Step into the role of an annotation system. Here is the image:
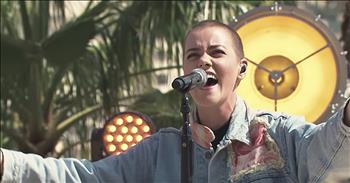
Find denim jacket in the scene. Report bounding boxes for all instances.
[2,97,350,183]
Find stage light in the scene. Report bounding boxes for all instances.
[104,134,114,142]
[230,5,347,123]
[106,125,116,133]
[115,118,123,125]
[120,126,128,134]
[131,126,138,134]
[135,118,143,125]
[135,135,143,142]
[101,111,156,156]
[143,125,150,133]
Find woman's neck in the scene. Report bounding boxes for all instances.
[197,94,237,130]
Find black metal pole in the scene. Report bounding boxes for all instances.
[181,93,192,183]
[90,128,104,162]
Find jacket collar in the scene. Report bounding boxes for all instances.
[190,96,254,146]
[225,96,254,145]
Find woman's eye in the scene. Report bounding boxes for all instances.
[187,53,199,59]
[211,50,226,57]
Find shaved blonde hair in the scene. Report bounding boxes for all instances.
[183,20,244,59]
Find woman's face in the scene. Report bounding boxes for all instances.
[183,26,242,108]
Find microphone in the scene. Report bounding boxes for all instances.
[172,68,207,93]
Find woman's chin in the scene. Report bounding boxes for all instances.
[193,95,221,108]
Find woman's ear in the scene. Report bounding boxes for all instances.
[238,58,248,79]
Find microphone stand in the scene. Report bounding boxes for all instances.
[172,68,206,183]
[180,91,193,183]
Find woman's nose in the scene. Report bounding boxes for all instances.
[198,55,212,69]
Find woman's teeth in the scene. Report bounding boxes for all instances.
[205,74,218,86]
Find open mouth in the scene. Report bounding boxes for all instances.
[205,73,218,87]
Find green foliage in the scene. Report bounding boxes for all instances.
[128,89,183,129]
[0,1,109,155]
[1,1,254,157]
[42,19,96,66]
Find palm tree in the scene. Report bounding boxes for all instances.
[1,1,111,156]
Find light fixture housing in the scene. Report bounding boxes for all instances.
[102,111,156,156]
[230,5,347,123]
[91,111,156,161]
